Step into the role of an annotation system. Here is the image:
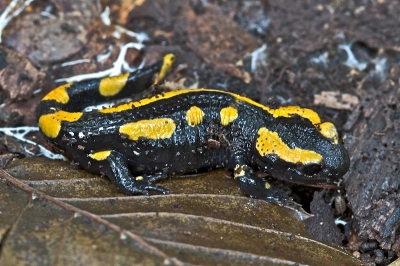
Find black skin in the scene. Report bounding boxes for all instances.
[37,61,350,205]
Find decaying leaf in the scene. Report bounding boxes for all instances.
[0,157,362,265]
[0,45,44,102]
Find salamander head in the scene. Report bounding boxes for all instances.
[254,118,350,185]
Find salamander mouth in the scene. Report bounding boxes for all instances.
[256,157,343,185]
[270,167,342,185]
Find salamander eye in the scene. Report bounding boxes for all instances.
[303,163,322,176]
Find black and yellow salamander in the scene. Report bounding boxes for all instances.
[37,54,350,204]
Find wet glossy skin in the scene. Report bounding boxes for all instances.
[37,54,350,204]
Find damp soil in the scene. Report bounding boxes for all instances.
[0,0,399,264]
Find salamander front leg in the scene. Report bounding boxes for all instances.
[234,164,290,205]
[88,150,170,195]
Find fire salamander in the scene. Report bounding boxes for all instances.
[37,54,350,204]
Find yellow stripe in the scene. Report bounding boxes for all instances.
[99,102,135,114]
[220,106,238,126]
[256,127,323,165]
[103,89,320,123]
[158,53,176,81]
[231,93,321,125]
[42,83,72,104]
[38,111,83,138]
[98,89,322,132]
[186,106,204,127]
[99,90,195,114]
[119,118,176,141]
[99,72,130,97]
[267,106,321,125]
[89,150,112,161]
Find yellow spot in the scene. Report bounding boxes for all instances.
[256,127,323,165]
[186,106,204,127]
[234,164,246,178]
[89,150,111,161]
[38,111,83,138]
[136,176,144,181]
[265,182,271,189]
[99,72,129,97]
[318,122,339,144]
[220,106,238,126]
[119,118,176,141]
[42,83,72,104]
[158,54,176,81]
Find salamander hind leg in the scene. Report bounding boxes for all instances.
[234,164,291,205]
[87,150,170,195]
